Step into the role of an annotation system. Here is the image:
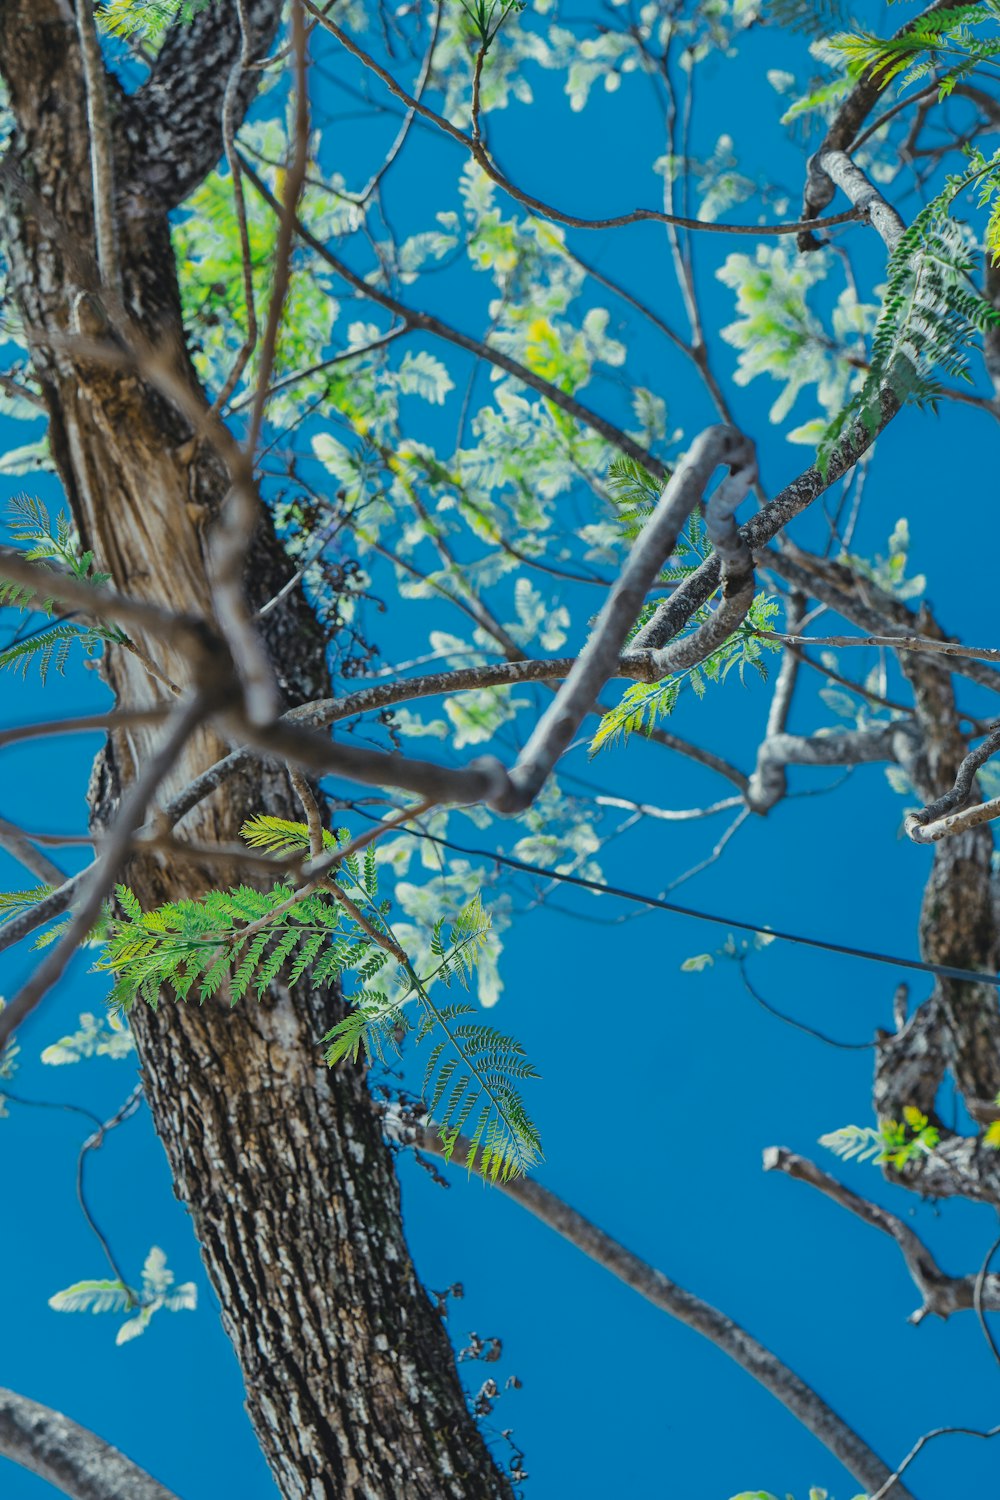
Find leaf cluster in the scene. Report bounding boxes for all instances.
[591,591,781,753]
[49,1246,197,1346]
[90,821,541,1181]
[819,1106,940,1169]
[0,496,127,682]
[829,3,1000,97]
[818,152,1000,473]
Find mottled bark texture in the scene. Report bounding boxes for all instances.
[767,550,1000,1206]
[0,4,510,1496]
[0,1387,180,1500]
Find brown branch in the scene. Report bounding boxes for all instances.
[237,154,670,476]
[211,0,260,412]
[0,708,170,752]
[74,0,120,294]
[0,816,65,886]
[307,5,860,239]
[763,547,1000,698]
[758,627,1000,667]
[0,693,208,1049]
[0,548,205,646]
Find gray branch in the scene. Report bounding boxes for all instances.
[386,1114,917,1500]
[504,426,756,811]
[0,1386,180,1500]
[747,721,919,814]
[764,1147,1000,1324]
[797,0,960,238]
[905,726,1000,842]
[810,150,906,254]
[0,815,65,885]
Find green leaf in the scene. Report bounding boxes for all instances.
[49,1280,137,1314]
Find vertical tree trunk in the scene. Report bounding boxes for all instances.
[0,4,511,1495]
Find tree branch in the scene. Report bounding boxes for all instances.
[307,5,860,239]
[764,1147,1000,1324]
[0,1386,180,1500]
[122,0,284,208]
[386,1114,918,1500]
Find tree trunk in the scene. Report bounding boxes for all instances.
[0,4,511,1496]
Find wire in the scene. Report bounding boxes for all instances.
[349,806,1000,992]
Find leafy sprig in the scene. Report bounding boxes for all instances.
[0,496,127,682]
[49,1246,197,1346]
[95,819,541,1181]
[818,151,1000,474]
[819,1107,940,1169]
[591,591,781,752]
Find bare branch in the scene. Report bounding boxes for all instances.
[811,150,907,253]
[869,1424,1000,1500]
[0,1386,180,1500]
[0,708,170,752]
[307,5,860,239]
[764,1147,1000,1324]
[0,816,65,886]
[764,547,1000,698]
[385,1114,917,1500]
[0,694,208,1048]
[504,427,756,812]
[210,0,260,412]
[905,726,1000,843]
[747,722,918,814]
[758,627,1000,667]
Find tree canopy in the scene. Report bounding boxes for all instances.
[3,0,1000,1496]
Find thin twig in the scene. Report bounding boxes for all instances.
[307,5,861,239]
[0,694,208,1049]
[211,0,259,413]
[868,1424,1000,1500]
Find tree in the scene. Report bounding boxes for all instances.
[1,0,1000,1496]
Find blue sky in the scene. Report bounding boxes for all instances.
[4,2,1000,1497]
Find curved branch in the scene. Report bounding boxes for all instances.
[747,722,918,814]
[307,5,859,239]
[0,1386,180,1500]
[906,725,1000,843]
[798,0,965,241]
[764,1147,1000,1324]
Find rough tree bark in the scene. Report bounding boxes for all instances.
[0,4,511,1496]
